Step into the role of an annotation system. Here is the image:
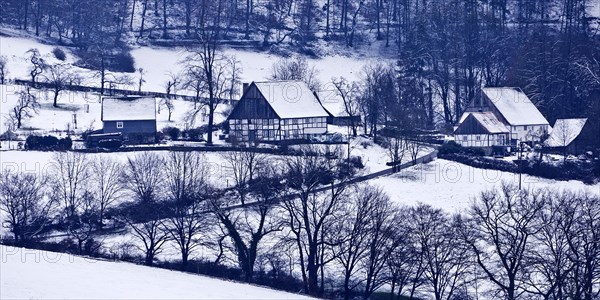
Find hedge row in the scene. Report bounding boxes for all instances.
[440,152,599,185]
[25,135,72,151]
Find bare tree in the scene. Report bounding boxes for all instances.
[408,204,472,300]
[331,77,361,136]
[558,191,600,299]
[187,6,237,145]
[0,55,8,84]
[333,184,379,300]
[137,67,146,92]
[280,146,349,296]
[164,197,210,270]
[164,151,209,204]
[462,183,546,300]
[408,138,424,165]
[0,170,52,244]
[180,62,206,109]
[211,165,284,282]
[122,152,164,203]
[164,72,178,98]
[26,48,47,85]
[523,190,572,299]
[221,150,266,205]
[9,87,39,129]
[228,55,242,100]
[90,156,124,228]
[184,50,235,144]
[44,63,79,107]
[159,97,175,122]
[50,152,91,219]
[361,187,398,300]
[123,201,170,266]
[66,190,99,254]
[161,151,212,270]
[385,136,407,173]
[387,213,425,300]
[270,56,321,90]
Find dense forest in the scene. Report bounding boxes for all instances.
[0,0,599,139]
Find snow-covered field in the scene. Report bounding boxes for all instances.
[0,245,313,300]
[371,159,600,213]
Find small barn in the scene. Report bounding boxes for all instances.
[316,89,361,126]
[227,81,330,143]
[545,118,591,155]
[455,112,510,150]
[460,87,550,145]
[101,96,157,144]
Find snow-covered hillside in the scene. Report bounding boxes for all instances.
[0,35,380,95]
[0,245,313,300]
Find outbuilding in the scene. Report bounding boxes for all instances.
[101,96,157,144]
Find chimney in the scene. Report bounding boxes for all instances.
[242,82,250,95]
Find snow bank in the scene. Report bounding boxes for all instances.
[0,245,313,299]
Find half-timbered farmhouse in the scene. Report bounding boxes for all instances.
[456,87,550,148]
[227,81,330,143]
[101,96,157,144]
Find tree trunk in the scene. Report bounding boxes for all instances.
[53,91,59,107]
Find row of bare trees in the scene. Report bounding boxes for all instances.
[1,150,599,299]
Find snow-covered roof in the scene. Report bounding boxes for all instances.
[102,97,157,121]
[482,87,549,126]
[545,118,587,147]
[470,112,509,133]
[316,89,349,117]
[254,81,330,119]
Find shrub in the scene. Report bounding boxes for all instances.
[438,141,462,155]
[440,152,599,184]
[25,135,72,151]
[58,137,72,150]
[438,141,485,156]
[162,126,181,140]
[182,127,206,141]
[112,52,135,73]
[52,47,67,61]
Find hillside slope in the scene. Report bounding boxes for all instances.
[0,245,313,300]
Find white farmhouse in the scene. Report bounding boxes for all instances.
[455,87,550,148]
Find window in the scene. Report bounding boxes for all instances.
[116,122,124,129]
[463,136,467,141]
[476,136,481,141]
[524,125,528,130]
